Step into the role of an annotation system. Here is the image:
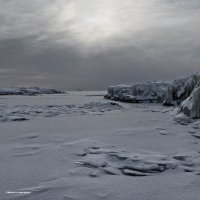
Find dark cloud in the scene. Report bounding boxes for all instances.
[0,0,199,90]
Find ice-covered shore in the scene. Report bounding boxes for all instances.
[105,73,200,119]
[104,81,170,103]
[0,87,64,95]
[164,72,200,119]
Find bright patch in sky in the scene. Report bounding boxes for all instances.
[54,1,145,46]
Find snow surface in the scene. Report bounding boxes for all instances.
[1,91,200,200]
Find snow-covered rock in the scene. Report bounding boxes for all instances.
[105,72,200,119]
[180,85,200,119]
[163,77,189,106]
[0,87,64,95]
[164,74,200,106]
[167,72,200,119]
[105,81,170,103]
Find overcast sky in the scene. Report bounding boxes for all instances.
[0,0,199,90]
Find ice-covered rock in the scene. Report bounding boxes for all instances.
[163,77,189,106]
[0,87,64,95]
[105,81,170,103]
[179,73,200,100]
[180,86,200,119]
[105,72,200,119]
[169,72,200,119]
[164,73,200,106]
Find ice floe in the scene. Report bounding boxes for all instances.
[0,102,123,122]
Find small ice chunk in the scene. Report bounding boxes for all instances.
[123,169,147,176]
[103,167,121,175]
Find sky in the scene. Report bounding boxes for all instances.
[0,0,199,90]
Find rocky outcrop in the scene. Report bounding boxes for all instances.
[163,77,189,106]
[164,73,200,119]
[180,82,200,119]
[105,72,200,119]
[104,81,170,103]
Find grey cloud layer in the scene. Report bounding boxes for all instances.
[0,0,199,90]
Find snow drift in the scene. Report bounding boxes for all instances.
[0,87,64,95]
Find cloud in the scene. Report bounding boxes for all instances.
[0,0,199,89]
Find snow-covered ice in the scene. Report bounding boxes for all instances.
[0,101,122,122]
[1,91,200,200]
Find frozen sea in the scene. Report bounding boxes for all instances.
[1,91,200,200]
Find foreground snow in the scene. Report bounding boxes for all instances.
[1,92,200,200]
